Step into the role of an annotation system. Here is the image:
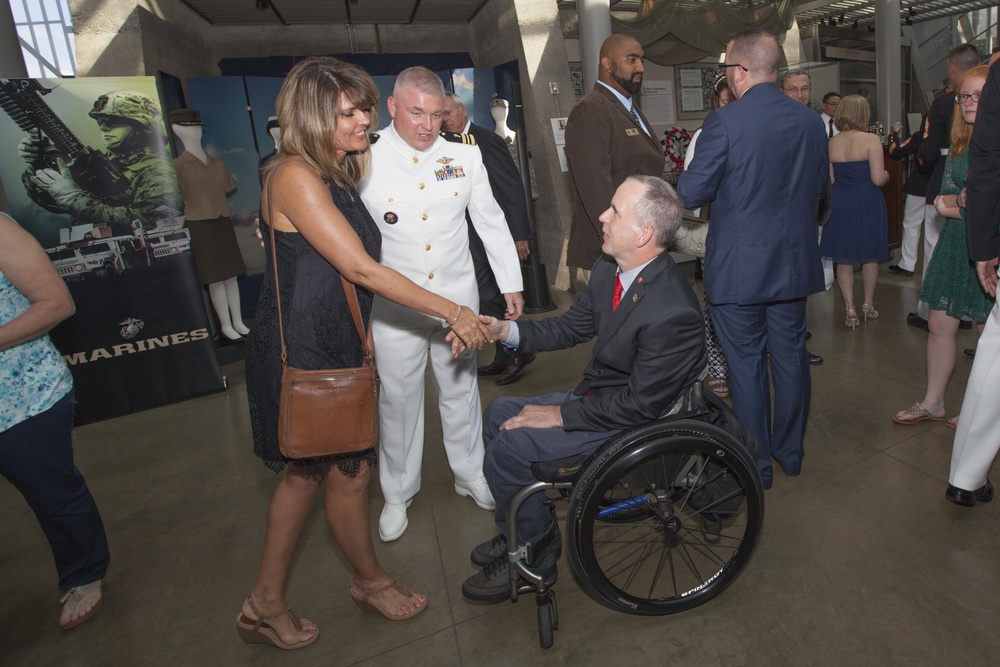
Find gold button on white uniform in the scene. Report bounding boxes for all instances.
[421,214,428,221]
[425,244,431,251]
[428,272,435,280]
[418,183,425,190]
[412,157,419,164]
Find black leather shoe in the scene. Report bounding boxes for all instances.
[471,525,563,567]
[495,352,535,386]
[959,319,973,330]
[945,480,994,507]
[964,348,976,358]
[808,350,823,365]
[463,547,558,605]
[477,360,508,376]
[888,264,914,276]
[805,331,813,342]
[907,312,929,331]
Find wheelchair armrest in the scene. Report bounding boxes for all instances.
[529,371,711,485]
[530,454,592,484]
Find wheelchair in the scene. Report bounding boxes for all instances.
[501,381,765,649]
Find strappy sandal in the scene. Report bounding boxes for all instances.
[862,303,878,321]
[59,580,103,630]
[236,596,318,650]
[706,377,730,399]
[947,415,959,430]
[893,402,945,425]
[350,575,427,621]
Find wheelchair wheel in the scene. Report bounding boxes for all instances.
[566,420,764,616]
[537,602,555,649]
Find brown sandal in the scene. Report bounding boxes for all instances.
[350,575,427,621]
[236,596,318,650]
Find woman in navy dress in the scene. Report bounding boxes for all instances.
[820,94,889,329]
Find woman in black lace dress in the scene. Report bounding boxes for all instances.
[237,57,490,651]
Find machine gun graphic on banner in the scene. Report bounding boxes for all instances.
[0,78,130,205]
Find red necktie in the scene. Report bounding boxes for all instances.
[612,274,623,312]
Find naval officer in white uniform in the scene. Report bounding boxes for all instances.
[360,67,524,542]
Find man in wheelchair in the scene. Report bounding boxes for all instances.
[462,175,707,604]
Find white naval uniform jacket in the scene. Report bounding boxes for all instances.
[360,125,523,329]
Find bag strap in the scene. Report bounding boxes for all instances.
[264,168,373,368]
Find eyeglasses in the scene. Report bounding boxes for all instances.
[956,92,982,104]
[721,63,748,72]
[784,86,811,94]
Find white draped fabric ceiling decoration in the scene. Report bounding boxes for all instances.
[612,0,797,65]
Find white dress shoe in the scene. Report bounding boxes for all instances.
[379,500,411,542]
[455,476,495,510]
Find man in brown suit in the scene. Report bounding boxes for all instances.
[564,33,665,277]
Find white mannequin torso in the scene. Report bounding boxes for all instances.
[268,127,280,151]
[172,124,208,164]
[490,101,516,143]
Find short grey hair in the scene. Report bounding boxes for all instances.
[628,175,683,248]
[780,69,811,88]
[445,92,467,110]
[393,67,446,97]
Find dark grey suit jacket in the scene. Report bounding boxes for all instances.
[564,84,665,268]
[517,252,706,432]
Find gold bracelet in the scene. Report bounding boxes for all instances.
[448,306,462,327]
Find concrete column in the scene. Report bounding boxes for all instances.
[578,0,611,92]
[875,0,902,130]
[0,0,27,77]
[0,0,25,213]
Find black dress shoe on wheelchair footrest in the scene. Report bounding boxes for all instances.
[945,480,994,507]
[462,548,558,605]
[471,525,563,568]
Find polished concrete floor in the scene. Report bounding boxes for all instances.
[3,262,1000,666]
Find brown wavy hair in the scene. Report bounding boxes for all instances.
[951,64,990,158]
[261,56,379,190]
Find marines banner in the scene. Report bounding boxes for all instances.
[0,76,225,424]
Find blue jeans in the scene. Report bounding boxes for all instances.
[0,391,110,590]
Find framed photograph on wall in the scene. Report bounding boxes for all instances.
[674,63,725,121]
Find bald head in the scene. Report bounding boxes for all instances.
[598,33,645,97]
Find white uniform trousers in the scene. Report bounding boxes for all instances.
[896,194,927,272]
[949,300,1000,490]
[373,320,485,505]
[916,206,945,320]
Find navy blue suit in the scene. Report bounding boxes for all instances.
[678,81,827,486]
